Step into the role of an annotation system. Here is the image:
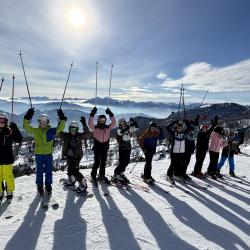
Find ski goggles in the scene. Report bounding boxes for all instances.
[0,118,6,123]
[69,127,78,132]
[97,118,106,124]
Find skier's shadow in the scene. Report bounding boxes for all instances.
[5,194,46,250]
[118,187,197,250]
[53,191,87,250]
[93,183,141,250]
[151,185,249,250]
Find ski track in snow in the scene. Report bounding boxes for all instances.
[0,148,250,250]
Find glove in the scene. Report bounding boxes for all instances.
[24,108,35,120]
[80,116,87,126]
[57,109,67,121]
[90,107,97,117]
[9,122,18,130]
[105,108,114,117]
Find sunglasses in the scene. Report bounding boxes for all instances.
[70,127,78,131]
[0,118,6,123]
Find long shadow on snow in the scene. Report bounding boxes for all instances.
[93,182,141,250]
[5,194,46,250]
[53,190,87,250]
[118,186,198,250]
[151,184,249,250]
[185,185,250,234]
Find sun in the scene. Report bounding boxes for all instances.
[68,9,85,27]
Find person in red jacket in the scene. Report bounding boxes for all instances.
[88,107,116,186]
[139,122,165,184]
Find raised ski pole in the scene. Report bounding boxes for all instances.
[59,62,73,109]
[182,84,186,119]
[107,64,114,108]
[199,90,209,108]
[19,51,32,108]
[11,74,15,122]
[0,77,4,92]
[95,61,98,106]
[177,84,183,120]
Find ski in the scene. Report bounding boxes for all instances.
[59,178,94,198]
[4,203,13,219]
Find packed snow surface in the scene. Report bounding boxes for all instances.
[0,148,250,250]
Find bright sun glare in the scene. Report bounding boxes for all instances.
[68,9,85,27]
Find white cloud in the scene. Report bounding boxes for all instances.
[162,59,250,92]
[156,72,167,80]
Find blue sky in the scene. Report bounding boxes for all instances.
[0,0,250,104]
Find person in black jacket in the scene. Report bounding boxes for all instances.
[192,116,218,178]
[60,117,90,192]
[0,113,23,203]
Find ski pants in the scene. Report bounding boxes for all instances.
[67,158,83,182]
[167,153,185,177]
[0,164,15,192]
[35,154,53,187]
[193,150,207,174]
[207,151,220,173]
[182,153,192,176]
[143,150,155,179]
[91,141,109,178]
[114,148,131,175]
[217,156,235,173]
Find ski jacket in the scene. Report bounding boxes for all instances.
[88,116,116,143]
[221,141,240,158]
[185,132,195,154]
[196,123,216,152]
[0,126,23,164]
[117,125,139,150]
[167,122,187,154]
[23,119,65,154]
[208,131,227,153]
[60,125,90,160]
[139,129,165,153]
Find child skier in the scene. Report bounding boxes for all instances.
[113,117,139,183]
[216,130,240,178]
[166,120,188,183]
[0,113,23,203]
[60,117,90,192]
[139,122,165,184]
[88,107,116,186]
[207,126,227,179]
[23,108,66,196]
[192,116,218,178]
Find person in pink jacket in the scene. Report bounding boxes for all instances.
[88,107,116,186]
[207,126,227,179]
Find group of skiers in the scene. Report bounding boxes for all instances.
[0,107,244,202]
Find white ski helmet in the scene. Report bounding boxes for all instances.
[69,121,79,131]
[118,117,126,125]
[37,114,49,124]
[0,112,8,124]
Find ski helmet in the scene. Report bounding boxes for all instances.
[149,122,157,128]
[0,112,8,125]
[37,114,49,124]
[118,117,126,125]
[69,121,79,131]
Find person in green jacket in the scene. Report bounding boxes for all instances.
[23,108,66,196]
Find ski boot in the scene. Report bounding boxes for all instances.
[166,175,175,185]
[206,171,217,180]
[183,174,192,181]
[98,175,111,185]
[112,174,125,183]
[65,175,76,186]
[77,177,88,193]
[120,173,130,184]
[45,185,52,197]
[141,173,154,185]
[6,193,13,204]
[229,171,236,177]
[37,185,44,196]
[215,170,223,179]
